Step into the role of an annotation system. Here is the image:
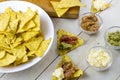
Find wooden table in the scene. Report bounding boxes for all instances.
[0,0,120,80]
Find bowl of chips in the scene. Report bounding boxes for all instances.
[0,1,54,73]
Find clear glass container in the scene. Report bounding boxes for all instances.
[104,26,120,49]
[78,12,103,34]
[86,46,112,71]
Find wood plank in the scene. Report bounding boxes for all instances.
[25,0,80,19]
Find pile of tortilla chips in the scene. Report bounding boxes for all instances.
[0,7,51,66]
[50,0,86,17]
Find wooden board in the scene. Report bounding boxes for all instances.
[25,0,80,19]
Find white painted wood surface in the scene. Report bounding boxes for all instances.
[0,0,120,80]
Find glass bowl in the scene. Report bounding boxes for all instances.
[104,26,120,49]
[86,46,112,71]
[78,12,103,34]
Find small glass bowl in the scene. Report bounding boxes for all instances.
[78,12,103,34]
[86,46,112,71]
[104,26,120,49]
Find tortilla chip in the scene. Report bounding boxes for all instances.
[22,31,40,41]
[12,35,23,48]
[22,55,28,63]
[12,45,26,60]
[18,20,35,33]
[58,0,86,8]
[35,38,51,57]
[0,34,10,50]
[0,50,6,59]
[14,54,29,66]
[31,12,41,31]
[5,7,18,32]
[25,35,43,51]
[91,0,111,13]
[9,19,19,32]
[57,29,84,55]
[0,53,16,67]
[17,7,36,33]
[0,13,10,32]
[5,7,17,21]
[4,31,16,43]
[50,1,69,17]
[52,55,83,80]
[27,51,36,57]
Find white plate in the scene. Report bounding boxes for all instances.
[0,1,54,73]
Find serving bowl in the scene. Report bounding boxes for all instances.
[0,1,54,73]
[78,12,103,34]
[104,26,120,49]
[86,46,112,71]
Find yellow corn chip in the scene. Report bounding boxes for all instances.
[27,51,36,57]
[22,31,40,41]
[9,19,19,32]
[4,31,16,43]
[5,7,17,21]
[14,55,29,66]
[5,7,18,32]
[31,12,41,31]
[18,20,35,33]
[12,45,26,60]
[22,55,28,63]
[12,35,23,48]
[91,0,111,13]
[0,13,10,32]
[35,38,51,57]
[57,29,84,55]
[0,50,6,59]
[25,35,43,51]
[58,0,86,8]
[0,35,10,50]
[50,1,69,17]
[17,7,36,33]
[0,53,16,67]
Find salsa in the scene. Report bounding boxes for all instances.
[81,14,100,31]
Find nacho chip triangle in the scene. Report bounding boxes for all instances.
[17,7,36,33]
[25,35,44,51]
[35,38,51,57]
[0,53,16,67]
[21,31,40,41]
[0,34,10,50]
[0,13,10,32]
[18,20,35,33]
[12,45,26,60]
[58,0,86,8]
[12,35,23,48]
[57,29,84,55]
[91,0,111,13]
[50,1,69,17]
[52,55,83,80]
[5,7,17,21]
[0,50,6,59]
[31,12,41,31]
